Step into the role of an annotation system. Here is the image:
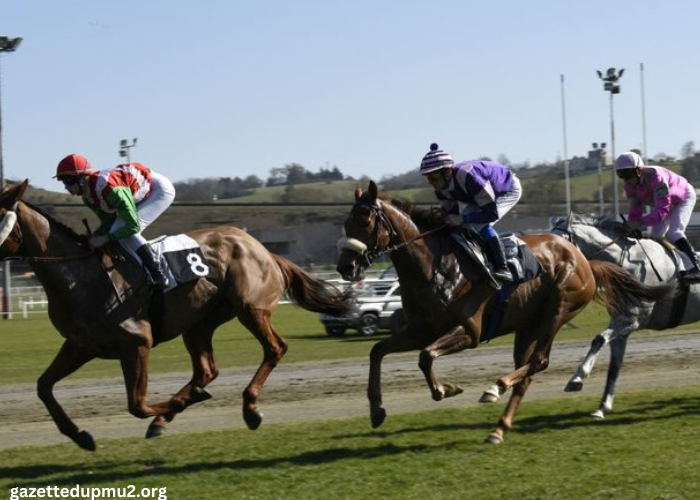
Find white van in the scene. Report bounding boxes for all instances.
[319,279,404,336]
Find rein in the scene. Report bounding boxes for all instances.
[360,201,447,263]
[372,223,448,259]
[0,200,94,263]
[554,223,626,260]
[3,252,94,263]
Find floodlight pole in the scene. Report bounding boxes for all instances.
[609,90,618,217]
[119,138,138,163]
[640,62,647,160]
[0,36,22,320]
[560,74,571,214]
[598,67,624,219]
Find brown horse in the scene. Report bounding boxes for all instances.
[0,180,353,451]
[336,181,671,443]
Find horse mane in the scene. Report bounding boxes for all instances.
[597,214,626,235]
[563,212,626,236]
[385,197,445,230]
[24,200,84,241]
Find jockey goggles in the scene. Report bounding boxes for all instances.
[425,171,444,182]
[61,176,81,187]
[616,168,638,180]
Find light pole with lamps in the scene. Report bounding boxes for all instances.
[597,67,624,218]
[589,142,607,215]
[0,36,22,320]
[560,74,571,214]
[119,138,138,163]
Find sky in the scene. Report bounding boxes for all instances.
[1,0,699,193]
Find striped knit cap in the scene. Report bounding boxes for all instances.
[420,143,454,174]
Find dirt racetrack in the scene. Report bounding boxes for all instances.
[1,332,699,449]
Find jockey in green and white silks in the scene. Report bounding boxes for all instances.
[55,153,176,289]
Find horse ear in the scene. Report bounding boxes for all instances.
[368,180,378,203]
[17,180,29,201]
[354,185,363,201]
[0,179,29,205]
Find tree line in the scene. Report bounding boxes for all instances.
[173,142,700,203]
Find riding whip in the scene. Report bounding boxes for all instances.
[620,214,663,282]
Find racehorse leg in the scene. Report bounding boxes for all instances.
[37,340,97,451]
[564,327,612,392]
[418,325,474,402]
[120,344,187,419]
[146,326,219,438]
[482,300,566,444]
[237,306,288,430]
[486,376,533,444]
[592,334,629,420]
[368,333,426,428]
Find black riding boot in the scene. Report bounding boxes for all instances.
[485,235,513,283]
[673,237,700,283]
[136,244,170,289]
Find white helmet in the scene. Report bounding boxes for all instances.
[614,151,644,171]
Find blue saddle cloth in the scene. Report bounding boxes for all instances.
[448,230,545,343]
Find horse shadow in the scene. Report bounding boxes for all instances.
[2,392,697,486]
[0,442,444,486]
[513,393,700,434]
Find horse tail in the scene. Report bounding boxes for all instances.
[271,254,355,315]
[588,260,675,316]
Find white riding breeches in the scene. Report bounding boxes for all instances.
[110,172,176,254]
[650,184,696,242]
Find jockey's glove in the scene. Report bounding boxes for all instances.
[447,214,463,227]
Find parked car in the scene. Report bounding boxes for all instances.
[320,279,405,336]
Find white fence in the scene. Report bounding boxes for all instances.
[12,286,49,318]
[1,267,394,319]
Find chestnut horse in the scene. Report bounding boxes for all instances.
[0,180,353,451]
[336,181,671,443]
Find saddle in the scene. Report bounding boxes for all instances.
[448,229,543,286]
[141,234,211,292]
[447,229,544,343]
[105,234,211,294]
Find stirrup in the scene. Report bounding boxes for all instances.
[492,267,514,282]
[146,270,170,290]
[680,269,700,283]
[151,276,170,290]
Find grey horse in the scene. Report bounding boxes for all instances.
[553,212,691,419]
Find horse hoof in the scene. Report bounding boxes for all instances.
[564,380,583,392]
[192,387,213,404]
[484,433,504,445]
[442,382,464,399]
[479,385,501,404]
[591,410,606,420]
[371,408,386,428]
[76,430,97,451]
[243,408,263,430]
[145,422,165,439]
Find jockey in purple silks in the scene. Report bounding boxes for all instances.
[419,143,522,283]
[615,150,700,283]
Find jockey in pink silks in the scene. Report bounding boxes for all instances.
[615,151,700,282]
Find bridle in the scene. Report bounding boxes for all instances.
[0,202,93,263]
[553,217,628,263]
[338,199,447,267]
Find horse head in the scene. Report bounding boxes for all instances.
[0,180,29,256]
[336,180,398,281]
